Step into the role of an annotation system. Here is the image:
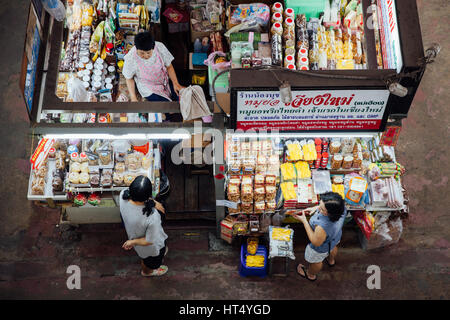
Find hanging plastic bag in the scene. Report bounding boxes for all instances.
[42,0,66,22]
[203,51,231,71]
[66,77,89,102]
[352,211,374,240]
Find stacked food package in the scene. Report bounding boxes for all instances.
[226,137,280,217]
[29,138,159,201]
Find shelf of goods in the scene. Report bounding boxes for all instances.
[28,138,161,204]
[221,132,407,237]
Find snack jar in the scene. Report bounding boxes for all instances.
[284,54,295,68]
[271,12,283,24]
[272,2,283,14]
[284,8,295,19]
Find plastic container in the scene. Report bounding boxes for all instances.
[284,0,328,19]
[208,65,229,89]
[239,244,268,278]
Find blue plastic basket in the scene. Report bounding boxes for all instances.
[239,244,268,278]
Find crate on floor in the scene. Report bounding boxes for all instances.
[239,244,268,278]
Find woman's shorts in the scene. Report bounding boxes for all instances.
[304,242,340,264]
[304,244,329,264]
[142,244,166,269]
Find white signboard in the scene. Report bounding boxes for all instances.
[236,89,390,131]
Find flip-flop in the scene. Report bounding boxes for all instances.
[296,264,317,282]
[324,257,336,267]
[141,265,168,277]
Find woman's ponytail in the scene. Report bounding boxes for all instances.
[122,190,131,200]
[142,199,156,217]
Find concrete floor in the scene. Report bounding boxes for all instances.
[0,0,448,299]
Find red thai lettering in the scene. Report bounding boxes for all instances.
[291,95,306,108]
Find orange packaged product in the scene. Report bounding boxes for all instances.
[242,175,253,185]
[228,203,241,214]
[265,199,276,212]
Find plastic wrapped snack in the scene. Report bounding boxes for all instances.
[254,174,265,186]
[35,165,48,179]
[115,162,126,173]
[265,199,276,212]
[254,201,265,214]
[229,3,270,28]
[265,185,277,201]
[287,142,303,161]
[89,173,100,187]
[241,184,254,203]
[31,177,45,195]
[227,184,240,202]
[229,176,241,186]
[280,162,296,181]
[55,157,66,170]
[269,226,295,260]
[265,175,276,186]
[242,176,253,185]
[111,171,123,185]
[281,182,296,200]
[98,150,112,166]
[254,186,266,202]
[241,202,254,214]
[242,157,256,173]
[124,173,137,186]
[229,158,241,175]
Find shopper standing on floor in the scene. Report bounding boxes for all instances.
[292,192,346,282]
[120,175,169,277]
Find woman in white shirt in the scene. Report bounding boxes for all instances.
[120,175,169,277]
[122,31,185,103]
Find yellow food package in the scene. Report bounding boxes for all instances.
[280,162,296,181]
[281,182,296,200]
[271,227,292,242]
[332,183,345,199]
[337,59,355,70]
[246,255,265,267]
[295,161,311,179]
[287,143,303,161]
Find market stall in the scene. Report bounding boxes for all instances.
[22,0,428,238]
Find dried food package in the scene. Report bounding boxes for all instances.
[254,186,266,202]
[227,184,240,202]
[229,158,241,175]
[113,172,124,186]
[241,175,253,186]
[265,199,276,212]
[242,157,256,174]
[98,150,112,166]
[265,185,277,201]
[265,175,276,186]
[115,162,126,173]
[241,184,254,203]
[254,174,265,186]
[254,201,265,214]
[241,202,253,214]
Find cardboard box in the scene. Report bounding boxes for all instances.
[220,216,236,244]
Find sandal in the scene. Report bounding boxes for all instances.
[296,264,317,282]
[141,265,168,277]
[325,257,335,267]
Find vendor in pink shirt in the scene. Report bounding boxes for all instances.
[123,32,185,105]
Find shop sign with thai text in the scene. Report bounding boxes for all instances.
[235,89,390,131]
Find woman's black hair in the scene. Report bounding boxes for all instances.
[122,175,155,217]
[134,32,155,51]
[320,192,345,222]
